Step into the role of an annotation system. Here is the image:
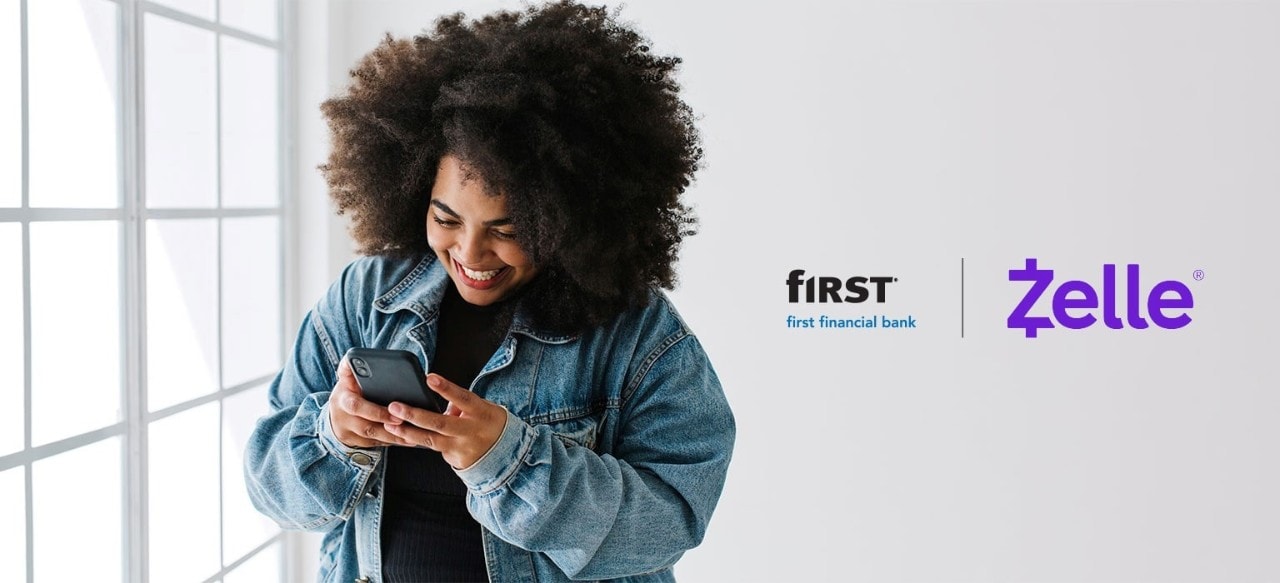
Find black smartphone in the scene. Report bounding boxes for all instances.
[343,347,447,413]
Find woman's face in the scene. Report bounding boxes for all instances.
[427,154,539,306]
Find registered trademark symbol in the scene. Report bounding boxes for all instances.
[1193,269,1205,281]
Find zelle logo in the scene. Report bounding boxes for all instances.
[1008,258,1195,338]
[787,270,897,303]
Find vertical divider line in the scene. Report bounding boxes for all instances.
[961,257,965,339]
[19,0,34,578]
[122,1,149,582]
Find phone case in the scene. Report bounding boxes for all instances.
[343,347,447,413]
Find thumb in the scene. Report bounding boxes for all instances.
[337,357,358,384]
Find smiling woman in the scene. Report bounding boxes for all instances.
[243,2,735,583]
[426,155,540,305]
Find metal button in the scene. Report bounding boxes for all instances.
[355,577,370,583]
[349,452,373,467]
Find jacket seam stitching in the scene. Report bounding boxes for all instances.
[338,460,378,522]
[298,514,333,530]
[622,330,689,404]
[524,341,542,406]
[373,254,434,312]
[312,314,340,368]
[525,401,610,425]
[475,424,534,495]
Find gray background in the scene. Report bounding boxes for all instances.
[296,1,1280,581]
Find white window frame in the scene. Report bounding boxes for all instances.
[0,0,294,580]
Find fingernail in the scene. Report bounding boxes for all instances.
[388,402,404,416]
[427,376,441,388]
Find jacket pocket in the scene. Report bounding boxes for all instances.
[543,413,600,451]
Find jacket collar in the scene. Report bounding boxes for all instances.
[371,254,579,344]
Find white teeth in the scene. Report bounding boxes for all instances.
[461,265,502,281]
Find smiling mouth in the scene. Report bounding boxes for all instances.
[453,258,510,290]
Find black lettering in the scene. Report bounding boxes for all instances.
[844,276,869,303]
[818,277,842,303]
[869,276,895,303]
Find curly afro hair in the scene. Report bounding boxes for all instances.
[319,1,702,333]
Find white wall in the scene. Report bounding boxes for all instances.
[286,0,354,575]
[294,1,1280,581]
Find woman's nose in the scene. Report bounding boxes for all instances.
[454,230,489,264]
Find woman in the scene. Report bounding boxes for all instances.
[244,2,735,582]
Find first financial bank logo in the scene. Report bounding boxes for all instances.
[1007,258,1197,338]
[784,269,917,330]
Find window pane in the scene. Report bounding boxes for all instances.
[147,219,219,411]
[223,542,281,583]
[30,221,120,445]
[28,0,119,209]
[223,385,278,560]
[0,467,26,582]
[219,0,277,41]
[0,0,19,208]
[0,224,22,454]
[148,0,214,21]
[33,437,121,582]
[221,217,280,387]
[220,37,278,208]
[145,13,216,208]
[150,403,220,582]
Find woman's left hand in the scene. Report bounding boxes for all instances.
[384,373,507,470]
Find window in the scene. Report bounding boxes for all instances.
[0,0,286,580]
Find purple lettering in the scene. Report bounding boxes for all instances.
[1125,263,1149,329]
[1102,263,1122,329]
[1008,259,1196,337]
[1008,258,1055,338]
[1052,280,1098,329]
[1148,280,1193,329]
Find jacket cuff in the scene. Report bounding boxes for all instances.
[456,408,530,495]
[316,401,383,471]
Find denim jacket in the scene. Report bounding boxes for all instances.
[244,253,735,583]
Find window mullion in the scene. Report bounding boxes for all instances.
[22,220,32,583]
[120,0,149,582]
[19,0,32,580]
[214,0,227,571]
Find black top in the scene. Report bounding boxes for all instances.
[381,284,512,583]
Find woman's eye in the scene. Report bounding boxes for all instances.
[432,216,459,228]
[492,230,517,240]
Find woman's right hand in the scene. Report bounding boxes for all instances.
[328,357,408,448]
